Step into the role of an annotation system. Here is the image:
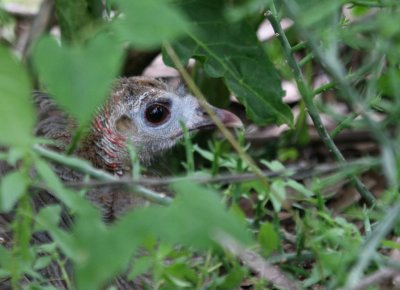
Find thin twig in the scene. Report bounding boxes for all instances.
[33,145,172,205]
[17,0,54,59]
[330,112,359,138]
[30,158,378,190]
[266,3,375,206]
[266,251,314,264]
[216,232,300,290]
[344,268,400,290]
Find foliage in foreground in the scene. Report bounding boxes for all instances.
[0,0,400,289]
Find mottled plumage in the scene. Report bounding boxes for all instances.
[0,76,242,289]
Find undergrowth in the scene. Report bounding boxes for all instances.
[0,0,400,289]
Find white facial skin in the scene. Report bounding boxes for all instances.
[135,93,209,158]
[111,91,211,163]
[109,82,242,165]
[92,77,242,169]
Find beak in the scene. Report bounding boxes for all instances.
[186,104,244,135]
[214,107,244,129]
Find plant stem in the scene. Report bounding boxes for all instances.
[66,125,84,155]
[330,112,359,138]
[298,53,313,67]
[33,145,172,205]
[180,121,195,173]
[313,81,336,96]
[164,43,274,195]
[291,41,307,52]
[266,3,375,205]
[282,0,398,189]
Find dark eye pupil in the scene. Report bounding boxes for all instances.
[145,104,170,125]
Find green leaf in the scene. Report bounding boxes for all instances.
[33,255,52,270]
[270,179,286,212]
[56,180,253,290]
[218,264,246,290]
[0,245,12,268]
[114,0,191,49]
[54,0,92,42]
[261,160,286,172]
[164,262,197,287]
[225,0,271,22]
[0,45,35,147]
[0,171,29,212]
[286,179,314,197]
[71,213,143,290]
[258,222,279,256]
[160,181,253,248]
[127,256,153,281]
[34,205,62,232]
[32,34,123,124]
[296,0,343,28]
[165,0,293,126]
[34,157,95,213]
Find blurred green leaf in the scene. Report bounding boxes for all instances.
[34,157,94,212]
[193,65,230,108]
[286,179,314,197]
[218,264,246,290]
[165,0,293,126]
[116,181,253,249]
[225,0,271,22]
[127,256,153,281]
[261,160,286,172]
[0,45,35,147]
[34,205,62,232]
[70,181,252,289]
[294,0,342,29]
[378,68,400,97]
[114,0,191,49]
[0,246,12,268]
[258,222,279,256]
[164,262,197,287]
[33,255,52,270]
[270,179,286,212]
[54,0,92,42]
[0,171,29,212]
[162,181,253,248]
[32,34,123,125]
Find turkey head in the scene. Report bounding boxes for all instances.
[80,76,243,173]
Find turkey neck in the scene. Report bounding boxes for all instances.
[77,106,130,176]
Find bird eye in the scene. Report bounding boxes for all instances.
[145,103,171,125]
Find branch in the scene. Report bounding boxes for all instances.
[344,268,400,290]
[31,158,378,189]
[33,145,172,205]
[215,232,300,290]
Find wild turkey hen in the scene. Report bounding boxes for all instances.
[0,76,242,289]
[35,76,242,218]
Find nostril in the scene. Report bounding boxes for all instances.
[196,107,208,117]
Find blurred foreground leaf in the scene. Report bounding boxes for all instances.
[258,222,279,256]
[32,34,123,125]
[0,171,29,212]
[0,46,35,147]
[36,173,251,290]
[114,0,190,49]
